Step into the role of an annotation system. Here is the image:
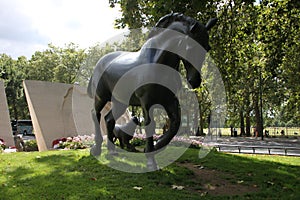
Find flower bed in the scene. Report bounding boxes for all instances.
[0,139,6,152]
[131,134,203,149]
[52,135,94,150]
[51,134,203,150]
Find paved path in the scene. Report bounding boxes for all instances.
[208,136,300,156]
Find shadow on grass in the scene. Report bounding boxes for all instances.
[179,149,300,199]
[1,149,300,200]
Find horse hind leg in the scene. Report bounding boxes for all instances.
[142,104,159,171]
[104,100,127,155]
[90,99,107,157]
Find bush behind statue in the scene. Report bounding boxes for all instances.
[25,140,38,151]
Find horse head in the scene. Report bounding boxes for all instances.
[149,13,217,89]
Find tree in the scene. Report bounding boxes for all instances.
[1,43,87,120]
[77,43,116,86]
[255,0,300,129]
[28,43,86,84]
[109,0,218,28]
[0,54,30,119]
[111,0,300,134]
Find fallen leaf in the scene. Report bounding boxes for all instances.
[90,177,97,181]
[267,181,274,185]
[200,192,208,196]
[204,184,216,190]
[133,186,143,191]
[194,165,204,169]
[172,185,184,190]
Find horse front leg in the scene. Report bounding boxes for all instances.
[90,108,103,157]
[155,98,180,151]
[143,106,158,171]
[90,97,107,157]
[105,101,127,155]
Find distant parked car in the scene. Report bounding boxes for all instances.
[11,120,34,136]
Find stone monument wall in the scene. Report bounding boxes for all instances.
[0,80,14,146]
[23,80,130,151]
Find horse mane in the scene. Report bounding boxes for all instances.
[148,13,197,39]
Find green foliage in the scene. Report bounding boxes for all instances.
[108,0,300,130]
[24,140,38,152]
[76,43,116,87]
[0,144,6,153]
[131,137,146,147]
[0,54,30,119]
[1,0,299,127]
[109,0,218,28]
[0,43,87,120]
[28,43,87,84]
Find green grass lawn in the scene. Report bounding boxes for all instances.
[1,149,299,200]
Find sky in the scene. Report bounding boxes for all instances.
[0,0,125,59]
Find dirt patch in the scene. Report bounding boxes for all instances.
[177,162,259,196]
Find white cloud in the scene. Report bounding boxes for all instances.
[0,0,125,58]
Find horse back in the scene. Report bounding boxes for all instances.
[87,51,124,98]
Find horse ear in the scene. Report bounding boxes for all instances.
[155,13,174,28]
[205,18,218,31]
[190,22,199,33]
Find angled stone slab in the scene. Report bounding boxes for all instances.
[23,80,78,151]
[0,80,14,146]
[23,80,130,151]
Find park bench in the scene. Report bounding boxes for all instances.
[216,144,300,156]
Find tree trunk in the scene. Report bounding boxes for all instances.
[244,87,251,137]
[254,95,263,137]
[240,110,245,136]
[197,106,204,136]
[245,110,251,137]
[12,97,18,120]
[194,103,199,135]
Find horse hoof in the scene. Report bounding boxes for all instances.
[147,158,159,171]
[109,150,118,156]
[147,163,159,171]
[90,145,101,157]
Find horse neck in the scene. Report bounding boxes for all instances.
[140,29,183,69]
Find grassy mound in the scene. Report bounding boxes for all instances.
[0,149,299,199]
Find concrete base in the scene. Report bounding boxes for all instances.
[0,80,14,147]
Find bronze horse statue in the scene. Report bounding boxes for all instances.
[88,13,217,170]
[113,116,140,151]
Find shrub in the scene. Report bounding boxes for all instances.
[25,140,38,151]
[131,137,146,146]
